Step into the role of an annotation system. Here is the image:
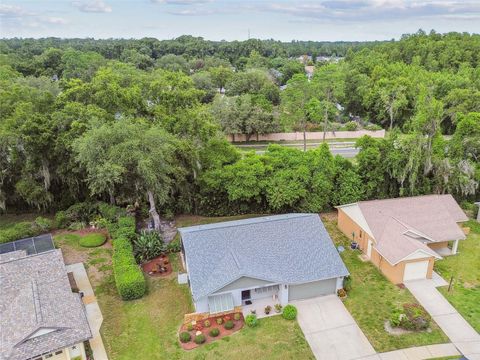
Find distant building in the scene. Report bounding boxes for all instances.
[0,249,92,360]
[297,54,312,65]
[316,56,344,63]
[305,65,315,80]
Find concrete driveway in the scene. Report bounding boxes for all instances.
[293,295,376,360]
[405,278,480,358]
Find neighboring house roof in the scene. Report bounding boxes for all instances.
[179,214,349,301]
[338,195,468,265]
[0,249,92,360]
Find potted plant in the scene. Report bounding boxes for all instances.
[274,304,282,313]
[264,305,272,315]
[337,288,347,300]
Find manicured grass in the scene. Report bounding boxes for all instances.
[54,233,82,247]
[322,215,449,352]
[435,220,480,333]
[79,233,107,247]
[54,232,107,248]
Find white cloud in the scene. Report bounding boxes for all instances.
[0,4,68,30]
[0,4,33,17]
[72,0,112,13]
[44,16,68,25]
[263,0,480,22]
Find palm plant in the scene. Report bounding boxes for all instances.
[133,230,166,263]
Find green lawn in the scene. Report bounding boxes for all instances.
[322,215,449,352]
[435,220,480,333]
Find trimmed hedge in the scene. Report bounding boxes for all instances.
[112,216,146,301]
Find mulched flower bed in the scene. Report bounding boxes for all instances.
[141,254,172,277]
[179,313,245,350]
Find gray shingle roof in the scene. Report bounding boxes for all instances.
[179,214,349,301]
[0,249,92,360]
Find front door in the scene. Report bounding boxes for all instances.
[241,289,251,301]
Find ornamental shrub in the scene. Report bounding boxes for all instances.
[224,320,234,330]
[34,216,52,231]
[216,317,223,325]
[186,323,193,331]
[401,303,431,331]
[179,332,191,343]
[365,123,382,131]
[245,314,258,327]
[79,233,106,247]
[133,230,166,263]
[0,222,36,244]
[233,313,241,321]
[194,334,206,344]
[209,328,220,337]
[343,275,352,292]
[54,211,69,228]
[203,320,211,327]
[282,305,297,320]
[389,308,404,328]
[343,121,358,131]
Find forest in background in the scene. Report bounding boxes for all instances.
[0,30,479,223]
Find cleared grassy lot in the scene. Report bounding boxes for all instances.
[435,220,480,333]
[321,214,449,352]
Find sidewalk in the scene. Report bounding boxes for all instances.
[359,343,460,360]
[405,274,480,359]
[66,263,109,360]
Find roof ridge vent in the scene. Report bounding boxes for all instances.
[31,280,43,324]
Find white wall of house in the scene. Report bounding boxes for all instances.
[279,284,288,305]
[194,297,209,313]
[336,277,344,291]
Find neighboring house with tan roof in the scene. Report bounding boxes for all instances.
[336,195,468,284]
[0,249,92,360]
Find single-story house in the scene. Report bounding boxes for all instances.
[0,249,92,360]
[179,214,349,314]
[336,194,468,284]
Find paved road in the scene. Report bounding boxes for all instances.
[253,147,359,158]
[236,141,360,158]
[293,295,376,360]
[405,277,480,359]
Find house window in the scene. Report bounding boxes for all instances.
[45,354,53,359]
[55,350,63,355]
[254,285,279,294]
[208,293,234,313]
[360,230,363,238]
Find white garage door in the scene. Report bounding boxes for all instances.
[288,278,337,301]
[403,260,429,281]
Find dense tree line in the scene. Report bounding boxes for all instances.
[0,31,478,219]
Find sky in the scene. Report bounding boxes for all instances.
[1,0,479,41]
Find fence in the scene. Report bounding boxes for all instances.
[227,130,385,143]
